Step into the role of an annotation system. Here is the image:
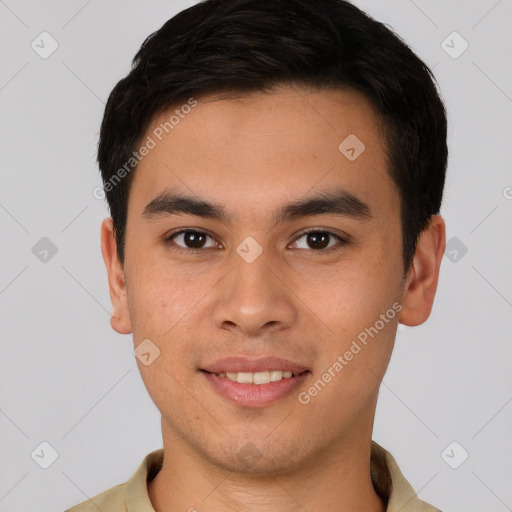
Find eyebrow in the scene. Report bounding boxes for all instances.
[142,187,372,225]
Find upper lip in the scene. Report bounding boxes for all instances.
[201,356,310,374]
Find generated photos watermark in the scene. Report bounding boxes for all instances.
[93,98,198,200]
[298,302,403,405]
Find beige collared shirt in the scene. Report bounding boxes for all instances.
[65,441,442,511]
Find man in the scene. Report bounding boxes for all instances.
[66,0,447,510]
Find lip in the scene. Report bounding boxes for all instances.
[201,356,309,374]
[200,356,310,407]
[202,371,310,407]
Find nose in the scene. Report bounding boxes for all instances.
[211,248,297,338]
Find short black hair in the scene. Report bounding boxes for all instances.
[98,0,447,269]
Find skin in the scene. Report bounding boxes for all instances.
[101,84,445,512]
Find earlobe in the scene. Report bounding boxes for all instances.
[398,215,446,327]
[100,218,133,335]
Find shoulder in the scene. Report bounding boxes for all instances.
[63,449,164,512]
[371,441,444,512]
[64,482,127,512]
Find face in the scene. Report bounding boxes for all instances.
[102,85,443,475]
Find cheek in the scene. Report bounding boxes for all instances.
[300,309,397,429]
[126,257,202,338]
[306,254,399,326]
[125,260,215,383]
[129,275,200,407]
[302,250,401,383]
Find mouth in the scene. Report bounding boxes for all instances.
[201,369,307,384]
[200,356,311,407]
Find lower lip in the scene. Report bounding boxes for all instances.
[202,371,309,407]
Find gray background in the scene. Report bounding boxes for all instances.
[1,1,511,511]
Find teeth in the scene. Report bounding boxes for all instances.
[253,371,270,384]
[237,372,253,384]
[219,370,296,384]
[270,370,282,381]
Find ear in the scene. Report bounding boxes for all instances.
[100,218,132,335]
[399,215,446,326]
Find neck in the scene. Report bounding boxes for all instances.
[148,424,386,512]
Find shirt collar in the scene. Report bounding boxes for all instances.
[371,441,434,511]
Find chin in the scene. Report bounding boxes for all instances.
[204,437,307,476]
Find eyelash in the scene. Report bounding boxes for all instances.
[165,228,349,254]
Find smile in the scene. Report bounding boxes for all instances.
[214,370,298,384]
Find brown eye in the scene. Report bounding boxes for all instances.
[292,230,346,252]
[306,232,330,250]
[168,230,217,250]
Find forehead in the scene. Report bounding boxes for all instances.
[130,85,398,222]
